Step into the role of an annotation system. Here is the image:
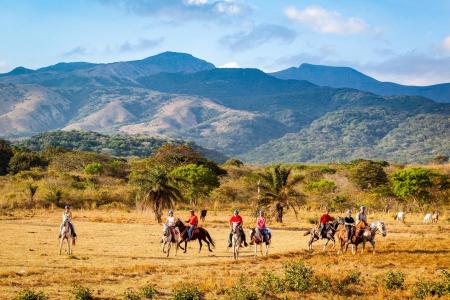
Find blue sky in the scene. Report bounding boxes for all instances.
[1,0,449,85]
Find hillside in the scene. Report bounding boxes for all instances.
[14,130,228,162]
[1,52,449,163]
[271,63,450,103]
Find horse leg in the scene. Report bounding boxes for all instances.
[184,241,187,253]
[175,239,179,256]
[167,242,171,257]
[265,244,269,256]
[323,239,329,251]
[67,238,71,255]
[371,240,376,254]
[260,243,263,255]
[254,244,257,257]
[198,239,203,254]
[59,237,64,255]
[177,240,185,251]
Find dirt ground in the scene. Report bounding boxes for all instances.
[0,209,449,299]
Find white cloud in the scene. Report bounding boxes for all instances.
[220,61,240,68]
[441,35,450,52]
[185,0,208,5]
[284,5,368,34]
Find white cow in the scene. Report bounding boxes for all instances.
[394,212,405,223]
[423,213,433,224]
[431,211,439,223]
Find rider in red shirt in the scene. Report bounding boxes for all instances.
[186,210,198,241]
[319,208,334,239]
[228,209,248,248]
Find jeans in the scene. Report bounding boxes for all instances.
[260,228,269,242]
[345,225,353,240]
[187,225,195,240]
[319,223,325,237]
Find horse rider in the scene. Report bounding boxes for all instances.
[255,210,271,244]
[353,206,368,242]
[165,210,179,240]
[228,209,248,247]
[319,208,334,239]
[58,205,76,239]
[186,209,198,241]
[344,210,355,242]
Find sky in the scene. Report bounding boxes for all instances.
[1,0,450,85]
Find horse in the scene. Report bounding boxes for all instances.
[161,224,179,257]
[59,219,75,255]
[200,210,207,222]
[423,213,433,224]
[394,211,405,223]
[431,211,439,223]
[231,222,242,260]
[304,219,340,251]
[174,219,215,254]
[336,221,354,255]
[350,221,387,254]
[249,227,271,257]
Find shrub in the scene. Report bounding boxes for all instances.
[8,151,48,174]
[225,282,258,300]
[140,283,157,299]
[284,261,314,292]
[84,162,104,175]
[14,289,48,300]
[342,271,361,285]
[124,288,141,300]
[384,271,405,290]
[0,138,14,175]
[412,270,450,299]
[312,277,332,293]
[319,166,336,174]
[305,179,336,194]
[225,158,244,167]
[71,284,93,300]
[172,285,203,300]
[256,272,285,296]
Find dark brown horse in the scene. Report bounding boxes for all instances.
[174,219,215,253]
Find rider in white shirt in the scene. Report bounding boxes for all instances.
[164,210,179,239]
[59,205,76,238]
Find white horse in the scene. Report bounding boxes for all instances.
[350,221,387,254]
[394,211,405,223]
[249,228,271,256]
[161,224,179,257]
[59,220,75,255]
[423,213,433,224]
[231,222,242,260]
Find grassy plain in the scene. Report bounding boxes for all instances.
[0,209,449,299]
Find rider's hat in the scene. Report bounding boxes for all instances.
[360,205,366,210]
[64,205,70,209]
[346,210,352,214]
[189,209,194,213]
[234,209,239,214]
[168,210,174,215]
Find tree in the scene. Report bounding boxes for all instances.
[349,160,388,190]
[8,151,48,174]
[170,164,220,205]
[225,158,244,167]
[258,165,303,223]
[129,160,183,223]
[370,185,397,212]
[430,155,449,165]
[0,139,13,175]
[391,168,445,212]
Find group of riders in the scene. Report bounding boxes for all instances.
[320,205,369,243]
[59,204,369,248]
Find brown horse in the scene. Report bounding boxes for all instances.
[174,219,215,253]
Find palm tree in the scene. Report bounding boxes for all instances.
[130,162,183,223]
[258,165,304,223]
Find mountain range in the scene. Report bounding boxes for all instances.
[0,51,449,163]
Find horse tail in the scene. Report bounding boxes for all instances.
[205,230,215,248]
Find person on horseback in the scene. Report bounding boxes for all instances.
[353,206,368,242]
[228,209,248,248]
[165,210,179,240]
[59,205,76,239]
[255,210,270,244]
[344,210,355,241]
[319,208,333,239]
[186,209,198,241]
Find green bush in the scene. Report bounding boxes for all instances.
[140,283,157,299]
[172,285,203,300]
[384,271,405,290]
[319,166,336,174]
[305,179,336,193]
[412,270,450,299]
[256,272,285,296]
[14,289,48,300]
[284,261,313,292]
[349,160,388,190]
[8,151,48,174]
[84,162,104,175]
[343,271,361,285]
[225,282,258,300]
[71,284,93,300]
[312,277,332,293]
[124,288,141,300]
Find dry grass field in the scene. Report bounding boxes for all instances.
[1,209,449,299]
